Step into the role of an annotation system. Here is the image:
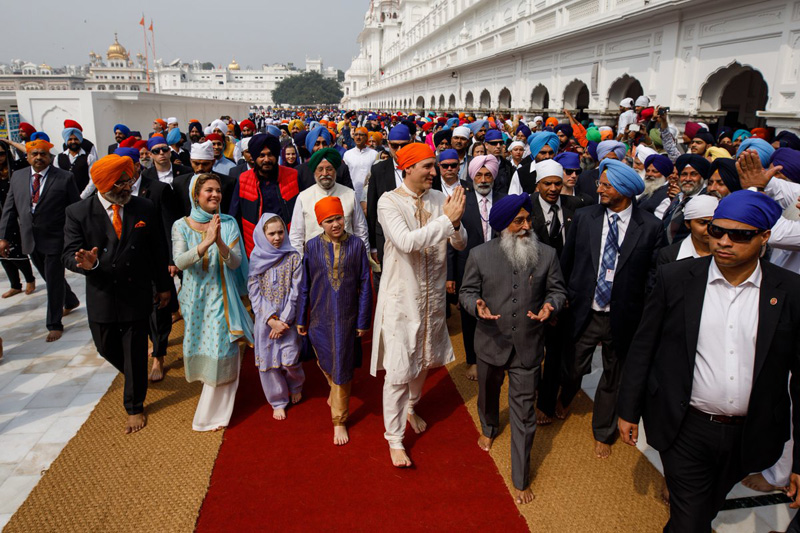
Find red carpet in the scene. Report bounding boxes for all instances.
[195,348,529,532]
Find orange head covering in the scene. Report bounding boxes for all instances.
[355,127,368,134]
[314,196,344,225]
[154,119,167,128]
[25,139,54,152]
[750,127,769,140]
[396,143,436,170]
[600,129,614,141]
[545,117,558,128]
[368,131,383,142]
[91,154,134,194]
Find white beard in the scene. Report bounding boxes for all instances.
[642,176,666,198]
[500,229,540,272]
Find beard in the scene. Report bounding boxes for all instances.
[317,176,335,190]
[140,158,153,169]
[500,228,540,272]
[641,176,665,198]
[475,182,492,196]
[102,189,132,206]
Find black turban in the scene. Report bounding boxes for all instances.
[710,158,740,192]
[433,129,452,147]
[692,128,715,145]
[248,133,281,160]
[675,153,711,180]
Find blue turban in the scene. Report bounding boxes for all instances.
[527,132,559,157]
[31,132,50,142]
[555,124,573,138]
[732,129,751,142]
[736,138,775,167]
[147,135,167,150]
[776,131,800,151]
[596,140,626,161]
[367,113,378,121]
[488,193,533,232]
[388,124,411,141]
[516,124,531,138]
[438,148,459,162]
[675,153,711,180]
[467,120,489,134]
[598,159,644,197]
[771,147,800,184]
[188,122,203,134]
[114,146,140,163]
[644,154,674,178]
[266,125,282,138]
[485,129,503,142]
[554,152,580,169]
[166,128,181,146]
[305,126,332,154]
[586,141,599,162]
[446,117,459,129]
[713,189,782,230]
[113,123,130,137]
[62,127,83,144]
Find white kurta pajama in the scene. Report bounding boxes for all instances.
[370,182,467,448]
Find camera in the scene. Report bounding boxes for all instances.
[658,106,670,116]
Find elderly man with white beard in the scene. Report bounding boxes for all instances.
[459,192,567,505]
[638,153,674,218]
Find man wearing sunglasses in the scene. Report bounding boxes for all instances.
[141,135,191,188]
[618,190,800,532]
[483,129,512,194]
[657,195,718,266]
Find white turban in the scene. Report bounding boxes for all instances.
[535,160,564,183]
[683,195,719,220]
[210,119,228,134]
[533,116,543,123]
[508,141,525,152]
[167,117,178,125]
[452,126,471,139]
[204,126,213,136]
[620,97,634,109]
[634,95,650,108]
[240,138,250,153]
[190,140,214,161]
[635,145,658,164]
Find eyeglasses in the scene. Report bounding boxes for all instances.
[150,146,170,154]
[439,163,459,169]
[486,140,504,146]
[112,178,136,189]
[707,223,764,243]
[564,168,581,175]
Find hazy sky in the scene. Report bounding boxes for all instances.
[5,1,366,71]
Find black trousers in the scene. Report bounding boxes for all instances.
[1,257,35,290]
[30,250,79,331]
[89,320,149,415]
[536,313,574,417]
[148,283,176,358]
[477,350,540,490]
[459,306,477,365]
[660,410,746,533]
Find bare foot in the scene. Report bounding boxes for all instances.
[516,487,535,504]
[46,330,63,342]
[555,401,569,420]
[407,412,427,434]
[125,412,146,434]
[661,483,670,505]
[536,408,553,426]
[291,391,302,404]
[742,473,785,493]
[63,302,79,316]
[390,448,412,467]
[149,356,165,382]
[478,435,493,451]
[594,440,612,459]
[273,408,286,420]
[211,426,226,432]
[334,425,349,445]
[2,288,22,298]
[25,282,35,295]
[327,395,331,407]
[465,364,478,381]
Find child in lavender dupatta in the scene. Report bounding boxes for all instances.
[247,212,305,420]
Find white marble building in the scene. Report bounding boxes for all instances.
[343,0,800,131]
[0,61,86,91]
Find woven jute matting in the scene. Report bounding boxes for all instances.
[444,311,670,532]
[5,320,224,533]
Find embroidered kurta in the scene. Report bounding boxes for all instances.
[370,183,468,384]
[297,233,372,385]
[248,252,304,371]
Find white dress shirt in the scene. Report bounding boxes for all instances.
[691,260,761,416]
[591,203,633,312]
[343,145,378,203]
[97,189,124,224]
[538,194,564,228]
[29,166,50,213]
[441,178,460,197]
[393,159,404,188]
[157,167,174,185]
[676,235,702,260]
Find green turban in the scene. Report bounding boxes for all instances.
[586,127,601,143]
[649,128,663,148]
[308,147,342,172]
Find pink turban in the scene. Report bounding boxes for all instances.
[468,155,500,180]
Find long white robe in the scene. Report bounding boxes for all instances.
[370,182,467,385]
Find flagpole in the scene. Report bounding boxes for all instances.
[149,20,157,92]
[140,14,150,92]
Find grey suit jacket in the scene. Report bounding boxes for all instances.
[459,238,567,368]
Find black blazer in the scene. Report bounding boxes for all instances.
[446,180,505,287]
[172,171,236,217]
[296,160,353,192]
[655,241,682,266]
[138,176,178,263]
[229,161,250,182]
[638,185,668,214]
[576,168,599,204]
[366,158,398,263]
[0,165,79,255]
[107,143,118,155]
[530,192,583,258]
[560,203,665,357]
[63,195,171,323]
[618,257,800,474]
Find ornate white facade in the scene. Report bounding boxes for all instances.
[343,0,800,130]
[0,61,86,91]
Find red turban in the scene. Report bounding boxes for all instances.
[119,137,137,148]
[396,143,436,170]
[91,154,134,194]
[205,133,223,142]
[133,140,148,151]
[422,122,434,132]
[751,127,770,140]
[18,122,36,136]
[64,119,82,131]
[314,196,344,225]
[684,121,701,139]
[240,119,255,130]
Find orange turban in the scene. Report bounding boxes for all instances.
[91,154,134,194]
[154,119,167,128]
[545,117,558,128]
[396,143,436,170]
[368,132,383,142]
[355,127,368,134]
[25,140,53,152]
[314,196,344,225]
[600,129,614,141]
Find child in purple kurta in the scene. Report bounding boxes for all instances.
[248,213,305,420]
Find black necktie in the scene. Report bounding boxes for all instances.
[549,204,561,241]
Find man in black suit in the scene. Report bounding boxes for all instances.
[560,158,664,458]
[446,154,505,381]
[638,153,673,216]
[661,153,710,245]
[0,139,80,341]
[107,124,130,155]
[656,195,717,267]
[617,190,800,532]
[483,130,512,193]
[228,136,252,182]
[140,136,190,189]
[528,160,584,424]
[63,154,171,434]
[173,140,235,216]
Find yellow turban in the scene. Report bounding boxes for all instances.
[91,154,134,194]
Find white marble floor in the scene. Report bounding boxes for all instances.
[583,350,793,533]
[0,267,115,530]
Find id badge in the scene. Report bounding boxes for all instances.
[605,269,615,282]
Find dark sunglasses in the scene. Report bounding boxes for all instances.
[439,163,459,169]
[486,140,504,146]
[564,168,580,175]
[389,142,408,150]
[708,223,764,243]
[150,146,171,154]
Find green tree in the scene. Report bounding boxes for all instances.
[272,71,343,106]
[201,62,215,70]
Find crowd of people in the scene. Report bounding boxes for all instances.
[1,98,800,531]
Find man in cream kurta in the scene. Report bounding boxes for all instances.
[370,142,466,467]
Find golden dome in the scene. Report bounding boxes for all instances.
[39,63,51,70]
[228,58,240,71]
[107,33,128,60]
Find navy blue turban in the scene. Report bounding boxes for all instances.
[113,123,130,137]
[736,138,775,167]
[713,189,782,230]
[644,154,674,178]
[114,146,139,163]
[693,128,715,145]
[586,141,599,162]
[555,124,573,138]
[776,131,800,151]
[554,152,580,169]
[438,149,459,162]
[516,124,531,138]
[389,124,411,141]
[249,133,281,160]
[147,135,167,150]
[489,193,533,233]
[710,158,740,192]
[433,130,452,147]
[599,158,645,197]
[675,153,711,180]
[485,129,503,142]
[771,147,800,183]
[528,132,559,157]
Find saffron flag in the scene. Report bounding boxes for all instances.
[139,16,145,26]
[149,20,153,31]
